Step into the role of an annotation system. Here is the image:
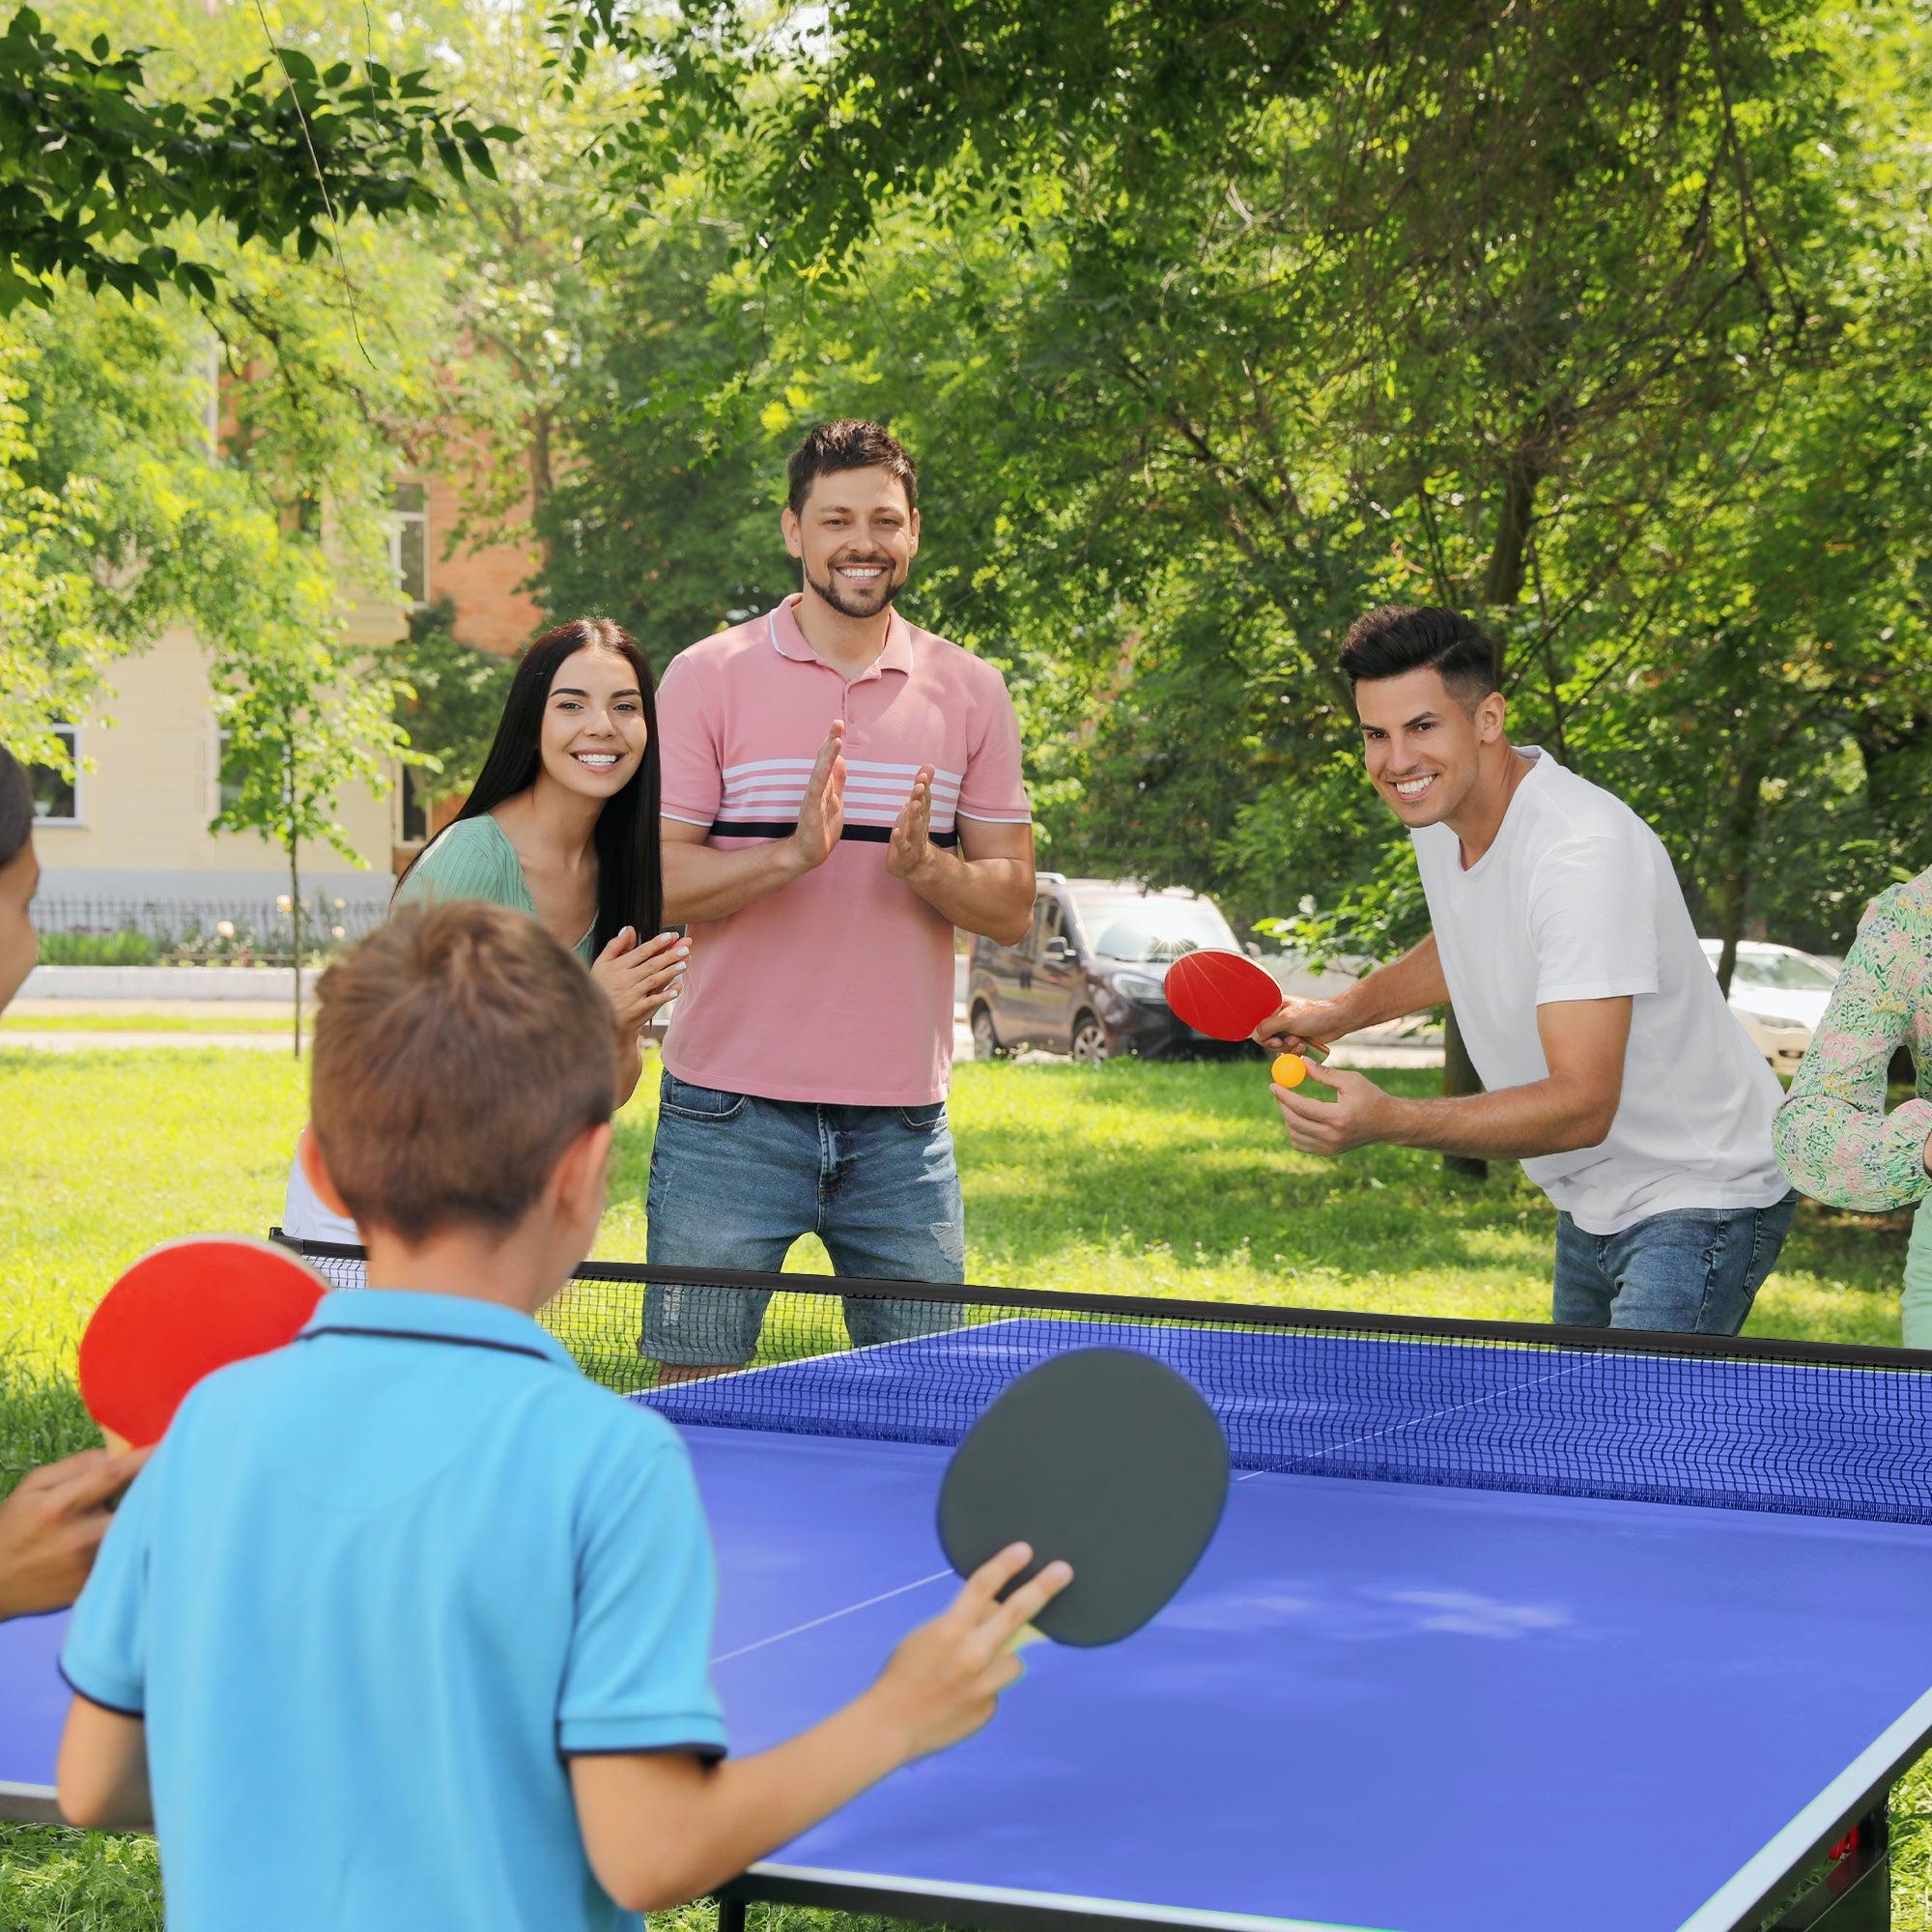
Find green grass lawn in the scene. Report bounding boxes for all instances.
[2,1047,1926,1926]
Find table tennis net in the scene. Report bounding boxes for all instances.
[273,1236,1932,1527]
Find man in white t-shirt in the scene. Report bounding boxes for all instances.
[1262,606,1795,1333]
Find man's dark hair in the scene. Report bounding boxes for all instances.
[1336,606,1501,709]
[0,746,33,870]
[786,420,919,518]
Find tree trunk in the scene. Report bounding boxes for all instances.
[288,747,303,1061]
[1480,453,1541,610]
[1714,752,1768,999]
[528,407,554,571]
[1440,455,1542,1181]
[1442,1007,1489,1181]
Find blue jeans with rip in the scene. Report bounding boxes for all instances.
[1551,1191,1798,1334]
[641,1070,966,1368]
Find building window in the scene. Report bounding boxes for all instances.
[398,762,429,845]
[210,724,245,820]
[389,482,428,606]
[29,727,79,824]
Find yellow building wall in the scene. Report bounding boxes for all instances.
[31,625,399,898]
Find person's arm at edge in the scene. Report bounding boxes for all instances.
[0,1447,151,1621]
[660,724,845,925]
[1258,933,1451,1052]
[1274,995,1631,1161]
[570,1545,1068,1914]
[1773,895,1932,1208]
[58,1697,152,1829]
[613,1035,643,1110]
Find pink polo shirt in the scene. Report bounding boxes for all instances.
[657,596,1031,1106]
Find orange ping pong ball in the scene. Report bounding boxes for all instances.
[1271,1053,1308,1090]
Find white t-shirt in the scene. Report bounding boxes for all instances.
[279,1145,361,1246]
[1411,750,1787,1235]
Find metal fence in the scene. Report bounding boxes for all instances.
[30,896,389,966]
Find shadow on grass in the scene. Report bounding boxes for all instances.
[952,1061,1551,1281]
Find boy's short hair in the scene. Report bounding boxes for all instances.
[311,901,614,1244]
[786,420,919,517]
[0,745,33,869]
[1337,606,1501,711]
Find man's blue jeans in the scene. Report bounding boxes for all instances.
[1551,1191,1798,1334]
[641,1071,966,1368]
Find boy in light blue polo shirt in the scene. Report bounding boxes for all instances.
[56,900,1067,1932]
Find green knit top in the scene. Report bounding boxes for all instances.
[393,815,598,964]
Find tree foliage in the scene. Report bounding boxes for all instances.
[0,4,518,313]
[379,598,514,805]
[543,0,1932,962]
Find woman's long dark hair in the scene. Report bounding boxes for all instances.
[397,618,664,952]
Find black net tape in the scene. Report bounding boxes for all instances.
[272,1235,1932,1527]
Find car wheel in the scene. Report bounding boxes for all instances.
[971,1004,1008,1061]
[1069,1013,1109,1064]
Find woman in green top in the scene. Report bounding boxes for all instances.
[284,616,686,1245]
[1773,867,1932,1345]
[394,616,686,1105]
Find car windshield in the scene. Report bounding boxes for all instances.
[1730,952,1838,993]
[1075,895,1237,963]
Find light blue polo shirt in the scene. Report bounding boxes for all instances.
[62,1290,726,1932]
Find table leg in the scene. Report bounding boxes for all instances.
[716,1896,749,1932]
[1769,1799,1889,1929]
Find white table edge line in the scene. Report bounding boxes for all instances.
[711,1571,954,1665]
[743,1861,1397,1932]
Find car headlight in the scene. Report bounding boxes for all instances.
[1113,973,1168,1004]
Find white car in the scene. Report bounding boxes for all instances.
[1699,940,1839,1074]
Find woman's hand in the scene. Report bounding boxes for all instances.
[591,927,689,1039]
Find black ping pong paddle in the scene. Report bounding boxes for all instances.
[937,1348,1229,1648]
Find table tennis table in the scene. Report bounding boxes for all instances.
[8,1255,1932,1932]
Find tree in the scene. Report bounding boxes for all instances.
[1,3,517,313]
[209,592,419,1057]
[606,0,1932,952]
[379,598,513,806]
[0,333,116,766]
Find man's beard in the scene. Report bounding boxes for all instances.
[805,556,905,619]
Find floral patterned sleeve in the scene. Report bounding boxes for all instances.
[1773,871,1932,1212]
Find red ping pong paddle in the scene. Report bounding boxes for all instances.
[77,1236,327,1453]
[1163,950,1288,1042]
[938,1349,1229,1648]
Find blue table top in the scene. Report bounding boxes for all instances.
[9,1321,1932,1931]
[682,1424,1932,1932]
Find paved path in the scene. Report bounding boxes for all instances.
[4,1010,1444,1068]
[1,1031,298,1051]
[8,998,306,1021]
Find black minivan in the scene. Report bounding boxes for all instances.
[965,875,1262,1062]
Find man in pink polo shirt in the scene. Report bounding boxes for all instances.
[641,420,1035,1375]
